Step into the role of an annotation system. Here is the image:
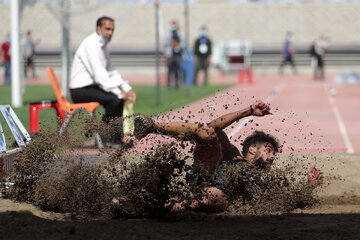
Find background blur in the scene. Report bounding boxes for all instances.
[0,0,359,77]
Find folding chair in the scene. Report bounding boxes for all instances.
[46,66,103,148]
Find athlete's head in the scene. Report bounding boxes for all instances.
[242,131,280,169]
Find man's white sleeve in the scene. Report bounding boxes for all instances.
[106,71,132,99]
[85,43,132,98]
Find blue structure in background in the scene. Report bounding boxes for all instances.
[181,49,194,87]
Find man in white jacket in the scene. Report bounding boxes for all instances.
[70,16,136,126]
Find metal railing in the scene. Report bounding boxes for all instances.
[0,105,31,176]
[32,44,360,70]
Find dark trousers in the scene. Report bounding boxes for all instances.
[167,56,182,89]
[70,85,124,123]
[24,57,35,78]
[4,61,10,84]
[314,55,325,80]
[278,56,297,75]
[194,57,209,86]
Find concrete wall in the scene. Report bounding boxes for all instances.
[0,2,359,48]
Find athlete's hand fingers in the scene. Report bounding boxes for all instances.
[262,104,270,112]
[254,100,264,108]
[261,105,271,115]
[308,164,316,172]
[314,168,323,179]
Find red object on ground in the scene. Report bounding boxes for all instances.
[1,157,4,174]
[238,68,253,84]
[29,100,65,133]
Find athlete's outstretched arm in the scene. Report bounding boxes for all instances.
[207,100,271,130]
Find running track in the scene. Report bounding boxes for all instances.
[149,74,360,154]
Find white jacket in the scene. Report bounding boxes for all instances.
[70,32,132,99]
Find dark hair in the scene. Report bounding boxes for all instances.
[242,131,279,157]
[96,16,114,28]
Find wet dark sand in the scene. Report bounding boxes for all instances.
[1,152,360,240]
[1,210,360,240]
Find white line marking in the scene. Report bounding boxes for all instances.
[229,84,285,138]
[325,84,354,154]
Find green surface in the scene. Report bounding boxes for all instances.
[0,84,231,133]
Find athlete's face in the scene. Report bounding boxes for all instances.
[97,19,114,42]
[253,142,276,168]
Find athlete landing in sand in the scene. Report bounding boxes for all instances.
[112,100,323,212]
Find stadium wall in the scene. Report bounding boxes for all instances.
[0,2,359,48]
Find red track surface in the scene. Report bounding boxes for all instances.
[131,74,360,155]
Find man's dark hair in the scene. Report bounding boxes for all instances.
[96,16,114,28]
[241,131,279,157]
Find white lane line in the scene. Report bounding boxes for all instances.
[325,84,354,154]
[229,84,286,138]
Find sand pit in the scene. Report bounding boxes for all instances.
[1,146,360,239]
